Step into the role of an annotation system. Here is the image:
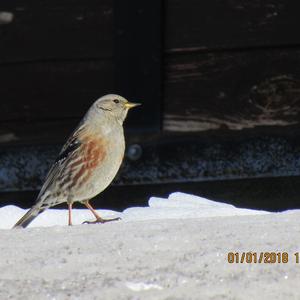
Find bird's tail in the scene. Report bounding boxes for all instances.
[13,205,45,228]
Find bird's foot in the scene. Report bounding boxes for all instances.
[83,217,121,224]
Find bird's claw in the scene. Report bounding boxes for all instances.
[83,217,121,224]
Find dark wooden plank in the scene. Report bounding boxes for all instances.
[0,119,79,146]
[165,0,300,52]
[0,59,113,122]
[0,112,142,147]
[114,0,162,131]
[164,48,300,132]
[0,0,113,63]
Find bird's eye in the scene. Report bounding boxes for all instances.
[113,99,120,104]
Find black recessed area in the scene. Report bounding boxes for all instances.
[1,176,299,212]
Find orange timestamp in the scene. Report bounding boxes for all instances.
[227,252,300,264]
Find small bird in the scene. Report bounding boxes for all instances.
[13,94,140,228]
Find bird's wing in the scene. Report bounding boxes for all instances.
[35,123,86,203]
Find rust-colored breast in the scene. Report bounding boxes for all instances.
[68,133,107,189]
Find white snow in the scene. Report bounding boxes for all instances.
[0,192,269,229]
[1,192,300,299]
[125,282,163,291]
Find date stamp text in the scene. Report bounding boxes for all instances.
[227,252,300,264]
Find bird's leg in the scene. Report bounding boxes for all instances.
[68,202,73,226]
[82,201,121,224]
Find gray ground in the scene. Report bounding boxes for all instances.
[1,212,300,300]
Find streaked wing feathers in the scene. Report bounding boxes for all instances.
[35,124,86,203]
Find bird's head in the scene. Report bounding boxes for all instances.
[89,94,141,125]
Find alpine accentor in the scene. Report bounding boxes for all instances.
[13,94,140,228]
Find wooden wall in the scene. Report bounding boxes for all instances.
[0,0,113,145]
[0,0,300,199]
[0,0,161,146]
[1,1,300,142]
[163,0,300,132]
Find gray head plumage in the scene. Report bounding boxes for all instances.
[87,94,141,125]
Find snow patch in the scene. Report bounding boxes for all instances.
[0,192,269,229]
[125,282,163,291]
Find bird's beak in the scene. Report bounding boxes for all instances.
[125,102,141,109]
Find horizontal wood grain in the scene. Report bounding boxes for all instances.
[164,48,300,131]
[165,0,300,52]
[1,1,300,143]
